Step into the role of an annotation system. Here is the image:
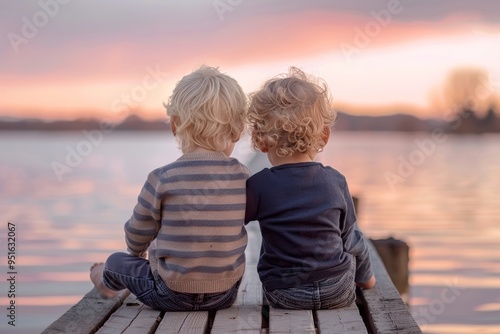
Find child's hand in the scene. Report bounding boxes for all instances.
[357,275,376,289]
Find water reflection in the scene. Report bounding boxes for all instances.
[319,132,500,333]
[0,132,499,333]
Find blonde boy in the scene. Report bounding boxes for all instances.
[90,66,250,311]
[245,67,375,310]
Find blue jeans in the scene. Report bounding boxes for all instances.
[102,252,240,311]
[263,260,356,310]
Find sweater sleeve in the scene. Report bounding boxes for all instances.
[124,170,162,257]
[340,181,374,284]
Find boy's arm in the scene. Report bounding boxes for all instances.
[124,171,162,257]
[342,223,374,286]
[340,181,375,287]
[244,178,258,225]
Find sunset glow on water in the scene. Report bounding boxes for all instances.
[0,132,499,333]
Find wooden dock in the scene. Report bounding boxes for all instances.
[43,155,421,333]
[43,231,421,333]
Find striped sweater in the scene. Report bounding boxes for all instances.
[125,152,250,293]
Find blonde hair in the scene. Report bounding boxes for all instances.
[247,67,336,158]
[164,66,246,152]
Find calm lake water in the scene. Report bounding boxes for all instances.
[0,131,499,334]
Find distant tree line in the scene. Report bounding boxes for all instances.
[2,109,499,133]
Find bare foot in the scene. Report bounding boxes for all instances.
[90,263,120,298]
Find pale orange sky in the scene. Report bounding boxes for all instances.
[1,1,499,120]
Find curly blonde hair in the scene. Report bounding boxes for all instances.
[247,67,336,158]
[164,66,246,153]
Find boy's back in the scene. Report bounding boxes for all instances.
[131,152,250,293]
[90,66,251,311]
[246,162,371,291]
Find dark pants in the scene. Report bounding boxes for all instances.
[263,260,356,310]
[103,252,240,311]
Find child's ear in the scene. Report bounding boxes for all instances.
[259,145,269,153]
[169,116,178,136]
[322,126,331,146]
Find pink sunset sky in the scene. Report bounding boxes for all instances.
[1,0,500,121]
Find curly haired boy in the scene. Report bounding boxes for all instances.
[245,67,375,310]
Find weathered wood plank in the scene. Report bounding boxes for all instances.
[212,305,262,333]
[96,295,143,334]
[122,306,162,334]
[316,303,367,333]
[156,311,209,334]
[235,264,263,306]
[268,308,315,334]
[359,241,422,334]
[96,294,161,334]
[42,288,129,334]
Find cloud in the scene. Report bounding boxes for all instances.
[2,2,488,78]
[1,1,499,119]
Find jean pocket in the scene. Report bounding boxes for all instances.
[198,283,240,310]
[265,287,315,309]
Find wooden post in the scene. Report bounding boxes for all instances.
[352,195,410,304]
[370,237,410,303]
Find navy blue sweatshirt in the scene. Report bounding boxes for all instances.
[245,162,373,291]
